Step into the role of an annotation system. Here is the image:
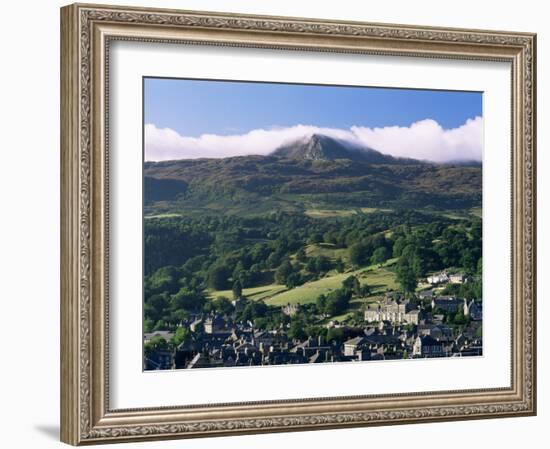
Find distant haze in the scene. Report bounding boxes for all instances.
[145,116,483,164]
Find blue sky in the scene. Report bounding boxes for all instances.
[144,77,482,137]
[144,78,483,162]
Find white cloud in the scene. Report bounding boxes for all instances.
[145,116,483,163]
[350,116,483,163]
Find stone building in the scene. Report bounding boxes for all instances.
[412,335,444,357]
[364,298,422,325]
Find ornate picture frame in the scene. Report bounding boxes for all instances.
[60,3,536,445]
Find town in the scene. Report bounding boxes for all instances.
[144,270,482,370]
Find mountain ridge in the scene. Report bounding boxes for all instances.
[144,148,482,215]
[272,134,399,164]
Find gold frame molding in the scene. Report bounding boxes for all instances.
[60,3,537,445]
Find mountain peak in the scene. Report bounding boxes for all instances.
[272,133,396,164]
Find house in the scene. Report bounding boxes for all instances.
[363,334,401,350]
[427,272,450,285]
[204,315,227,334]
[189,318,203,332]
[144,348,174,370]
[412,335,444,357]
[431,296,463,313]
[282,303,300,316]
[185,353,225,369]
[308,351,323,363]
[417,324,453,340]
[419,289,434,300]
[143,330,174,344]
[355,348,372,361]
[364,298,422,324]
[252,330,276,346]
[404,309,421,325]
[343,336,366,356]
[451,327,481,355]
[449,273,467,284]
[464,300,483,320]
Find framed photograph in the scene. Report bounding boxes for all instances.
[60,3,537,445]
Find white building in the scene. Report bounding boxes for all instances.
[450,273,467,284]
[364,299,422,325]
[427,272,450,285]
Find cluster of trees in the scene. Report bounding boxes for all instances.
[316,289,352,317]
[349,234,392,267]
[144,210,482,331]
[272,254,339,289]
[144,220,211,275]
[392,220,482,294]
[145,209,449,285]
[441,279,482,300]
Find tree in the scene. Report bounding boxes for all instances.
[305,257,317,273]
[359,284,371,297]
[335,257,345,273]
[371,246,390,266]
[171,326,191,346]
[453,309,469,326]
[349,242,369,266]
[144,318,155,333]
[239,301,268,322]
[253,317,269,330]
[232,279,243,300]
[144,336,168,356]
[235,270,252,288]
[396,259,417,295]
[171,288,205,312]
[232,261,245,280]
[144,293,170,322]
[275,260,293,284]
[288,317,307,341]
[326,327,344,343]
[286,272,304,288]
[475,325,483,338]
[207,265,229,290]
[323,288,352,316]
[307,233,323,244]
[460,249,477,273]
[170,309,189,324]
[296,247,307,262]
[266,251,282,269]
[214,296,234,315]
[342,275,361,296]
[153,320,166,331]
[314,256,332,273]
[392,236,407,258]
[316,294,327,314]
[146,266,181,295]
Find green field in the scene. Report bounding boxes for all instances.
[209,284,287,301]
[208,258,398,310]
[304,208,357,218]
[265,271,359,306]
[265,259,398,307]
[305,243,350,262]
[425,207,483,222]
[145,213,182,219]
[304,207,395,219]
[359,207,393,214]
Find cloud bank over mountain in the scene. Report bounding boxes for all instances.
[145,116,483,163]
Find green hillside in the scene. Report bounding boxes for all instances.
[144,154,481,217]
